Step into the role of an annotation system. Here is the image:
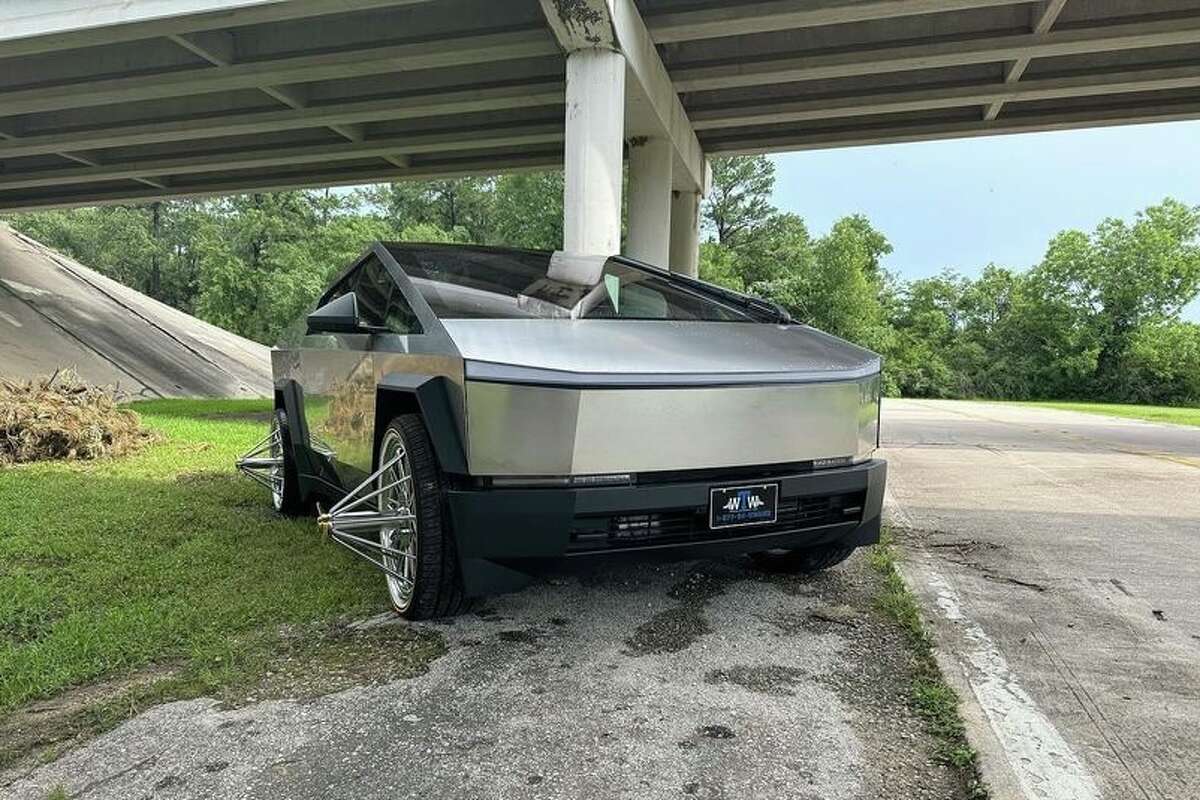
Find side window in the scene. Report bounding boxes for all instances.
[355,257,392,329]
[385,290,421,335]
[359,255,423,335]
[316,255,422,335]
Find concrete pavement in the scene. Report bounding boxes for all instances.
[884,399,1200,800]
[3,558,965,800]
[12,395,1194,800]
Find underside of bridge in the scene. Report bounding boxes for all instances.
[2,0,1199,270]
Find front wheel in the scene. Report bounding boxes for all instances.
[376,414,468,619]
[750,542,857,574]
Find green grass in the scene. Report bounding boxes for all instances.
[869,532,987,799]
[1017,401,1200,427]
[0,398,429,726]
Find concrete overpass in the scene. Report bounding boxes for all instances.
[2,0,1199,273]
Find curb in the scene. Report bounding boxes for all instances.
[897,558,1026,800]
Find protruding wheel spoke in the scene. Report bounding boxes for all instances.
[333,529,416,560]
[311,425,418,609]
[335,473,413,515]
[236,418,287,509]
[327,447,407,515]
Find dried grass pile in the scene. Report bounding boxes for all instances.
[0,371,156,464]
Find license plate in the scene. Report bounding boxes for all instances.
[709,483,779,529]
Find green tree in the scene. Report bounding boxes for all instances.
[756,215,894,349]
[190,191,392,342]
[888,272,970,398]
[11,206,158,296]
[366,178,494,242]
[703,155,776,252]
[699,241,743,290]
[8,180,1199,406]
[1126,321,1200,405]
[1035,199,1200,400]
[490,172,564,250]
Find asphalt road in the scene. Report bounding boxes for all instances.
[883,399,1200,800]
[4,557,964,800]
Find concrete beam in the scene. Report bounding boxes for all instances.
[647,0,1029,44]
[0,117,148,191]
[0,152,565,213]
[984,0,1069,120]
[0,0,434,57]
[168,31,236,66]
[626,137,673,266]
[53,153,173,191]
[166,32,377,152]
[608,0,706,192]
[669,189,701,278]
[540,0,706,193]
[0,83,563,160]
[0,29,558,117]
[674,16,1200,92]
[702,98,1200,155]
[539,0,617,51]
[0,124,565,191]
[688,65,1200,130]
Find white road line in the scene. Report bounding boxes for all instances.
[928,571,1101,800]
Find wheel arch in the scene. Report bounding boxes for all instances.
[374,374,469,476]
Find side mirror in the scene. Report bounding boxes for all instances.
[306,292,375,335]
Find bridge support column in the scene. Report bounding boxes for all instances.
[562,48,626,256]
[625,137,673,266]
[669,188,701,277]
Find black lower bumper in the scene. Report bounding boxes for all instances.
[447,459,887,596]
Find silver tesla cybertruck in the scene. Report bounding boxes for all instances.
[238,242,885,619]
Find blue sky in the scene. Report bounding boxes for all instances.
[768,119,1200,321]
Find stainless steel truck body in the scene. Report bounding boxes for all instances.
[251,242,885,618]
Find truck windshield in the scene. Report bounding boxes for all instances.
[385,244,758,322]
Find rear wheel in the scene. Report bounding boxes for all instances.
[271,408,304,516]
[376,414,468,619]
[750,542,857,574]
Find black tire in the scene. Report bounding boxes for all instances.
[750,542,857,574]
[380,414,468,620]
[273,408,306,516]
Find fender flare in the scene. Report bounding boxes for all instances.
[375,374,469,476]
[275,379,332,498]
[277,379,310,450]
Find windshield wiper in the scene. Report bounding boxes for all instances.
[747,296,794,324]
[612,255,796,324]
[674,273,793,324]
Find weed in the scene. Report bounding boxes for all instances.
[869,530,988,799]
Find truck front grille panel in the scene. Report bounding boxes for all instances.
[568,491,865,553]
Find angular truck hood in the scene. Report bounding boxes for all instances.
[440,319,879,386]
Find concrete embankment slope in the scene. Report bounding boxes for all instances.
[0,224,271,398]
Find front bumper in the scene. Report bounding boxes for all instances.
[448,459,886,595]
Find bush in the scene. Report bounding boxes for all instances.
[0,371,155,464]
[1125,322,1200,406]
